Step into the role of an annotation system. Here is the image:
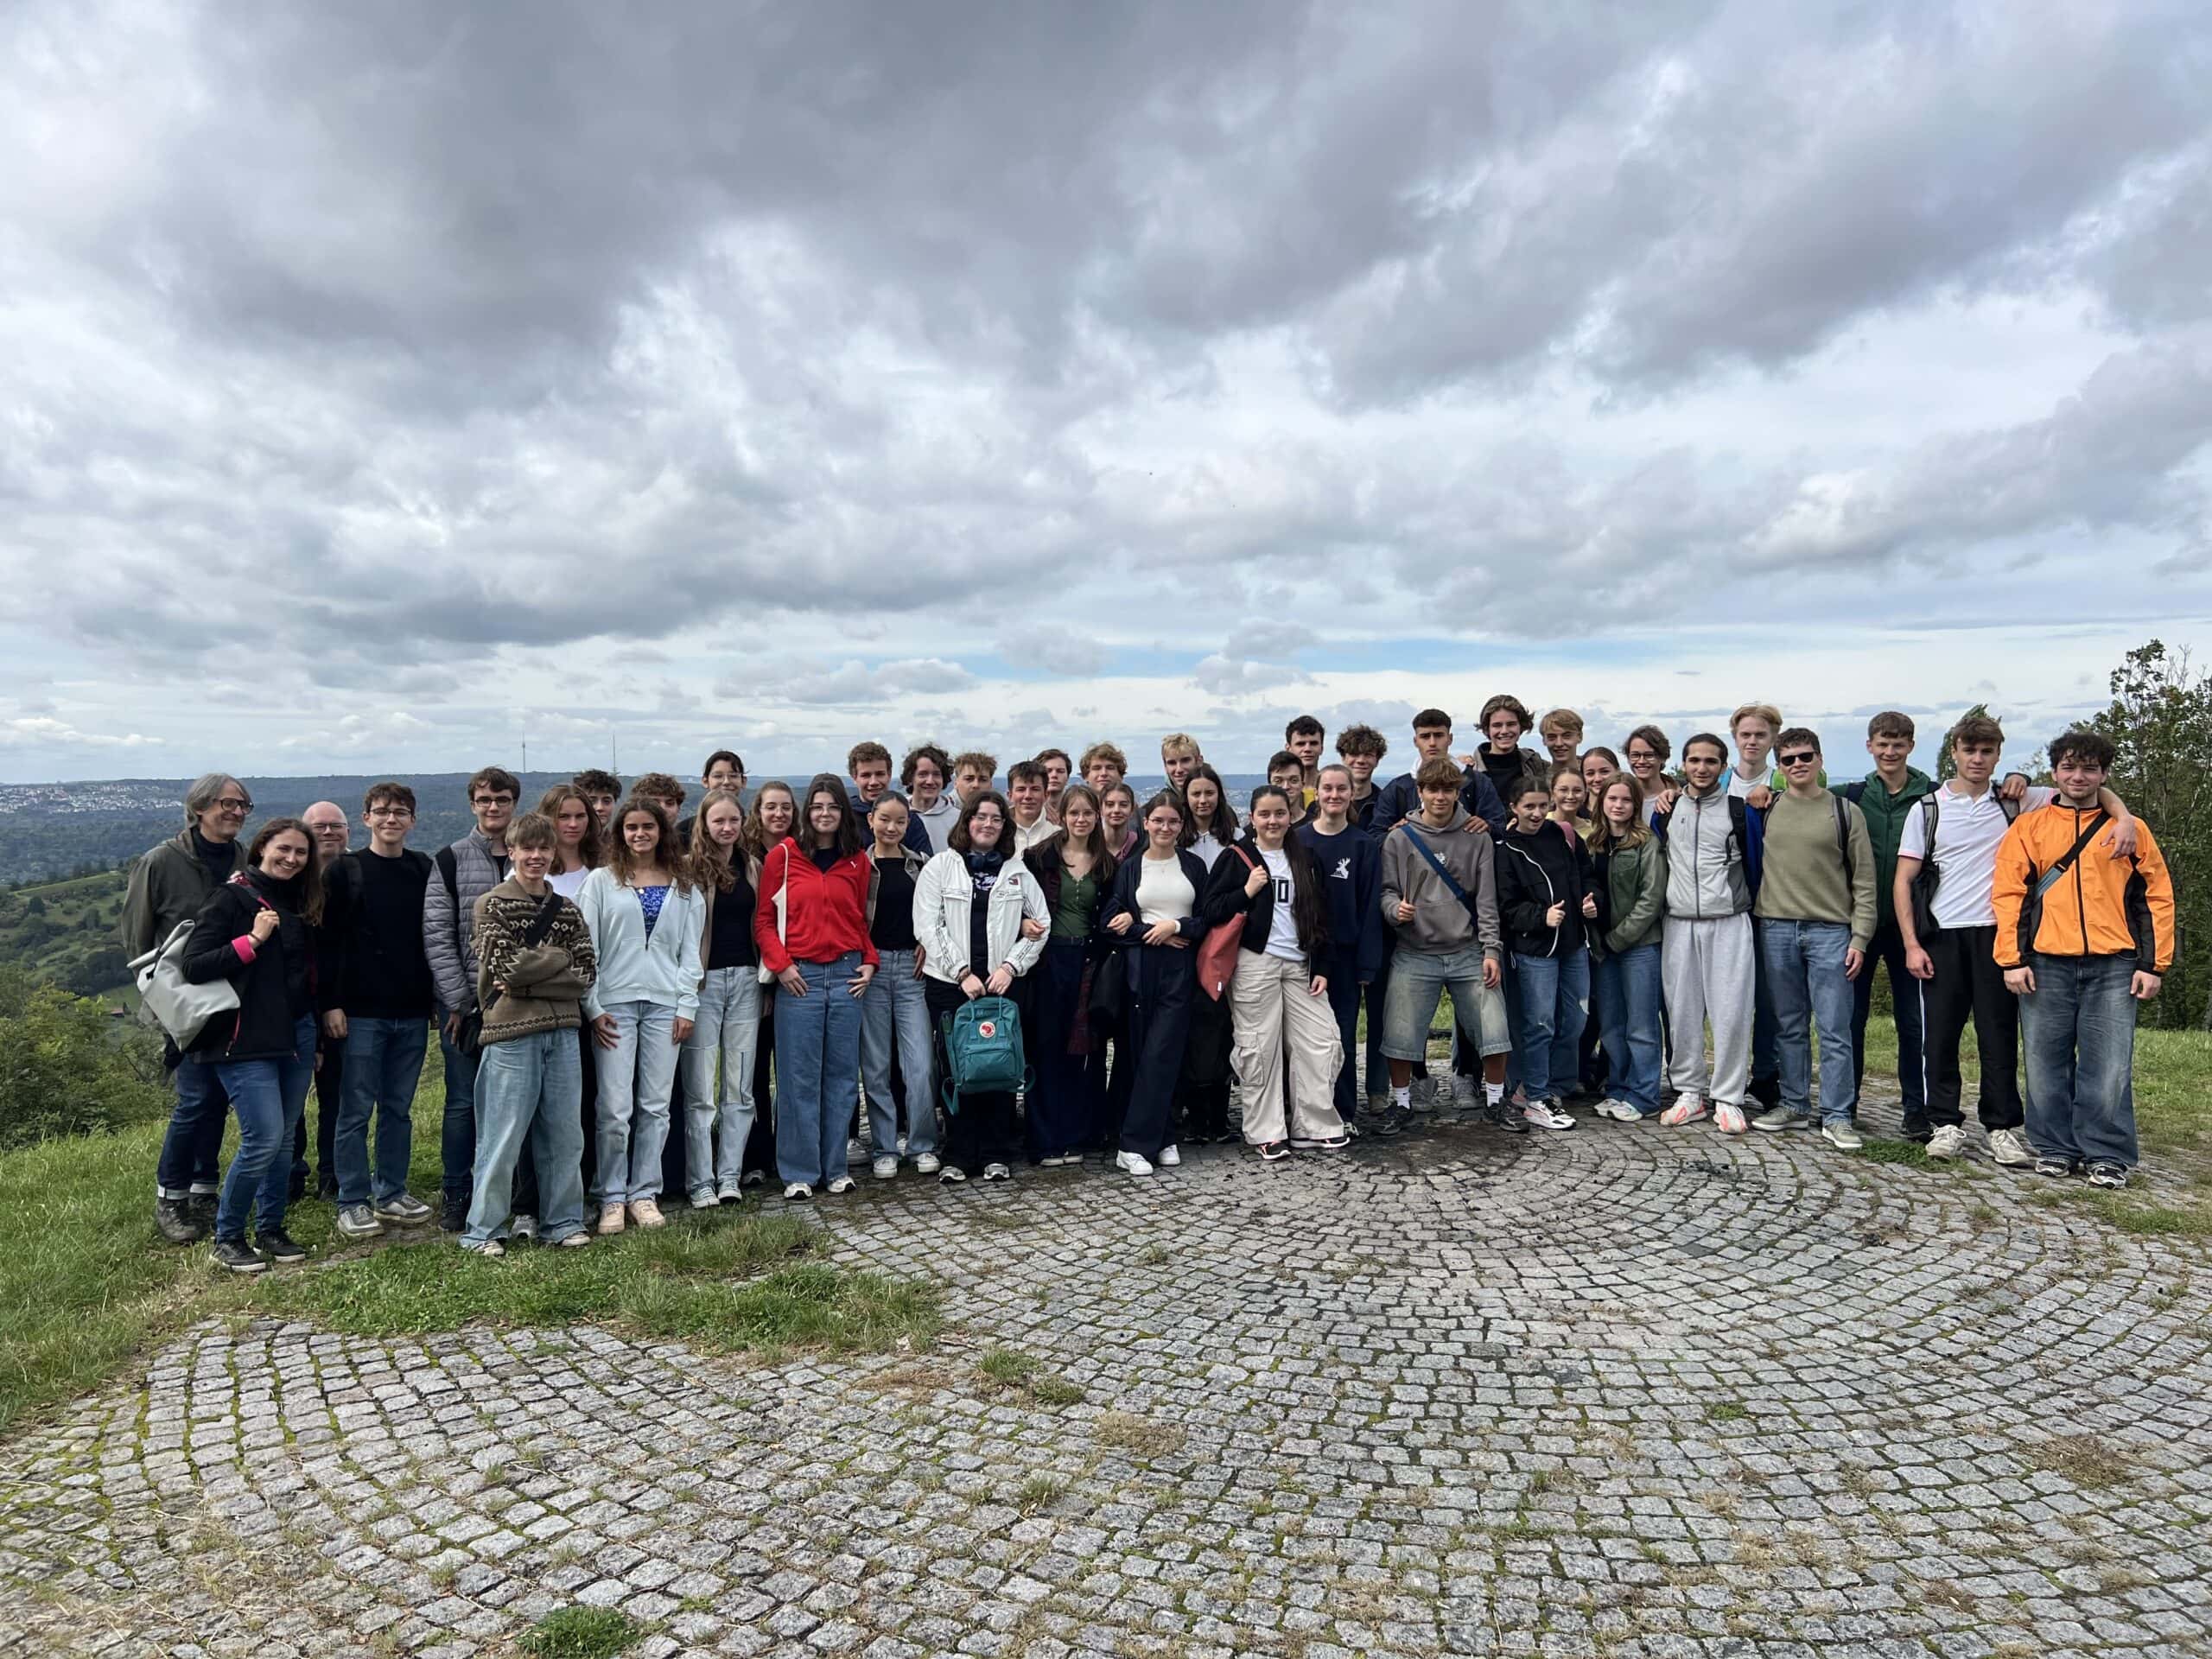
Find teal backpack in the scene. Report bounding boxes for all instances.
[938,995,1032,1114]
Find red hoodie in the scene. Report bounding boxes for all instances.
[754,838,877,973]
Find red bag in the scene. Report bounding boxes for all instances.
[1196,848,1255,1001]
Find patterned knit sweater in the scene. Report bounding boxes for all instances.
[470,878,598,1045]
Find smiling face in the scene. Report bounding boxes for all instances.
[965,799,1006,850]
[1774,738,1822,786]
[1511,784,1551,831]
[1682,739,1726,789]
[473,783,517,836]
[258,828,311,878]
[908,754,944,807]
[2052,749,2107,804]
[1317,770,1351,819]
[852,759,891,801]
[1625,736,1663,782]
[1580,752,1617,797]
[955,764,992,804]
[1101,790,1133,835]
[302,805,349,858]
[1248,793,1292,845]
[1866,732,1912,775]
[1542,727,1580,766]
[805,790,846,845]
[757,788,796,840]
[364,794,413,852]
[1142,801,1183,850]
[705,798,744,848]
[1485,709,1523,752]
[704,758,744,793]
[620,810,660,859]
[1162,749,1198,786]
[1061,795,1097,842]
[1343,750,1378,787]
[512,840,554,881]
[1600,777,1638,828]
[1008,775,1044,818]
[869,795,909,849]
[196,780,253,843]
[1549,772,1586,818]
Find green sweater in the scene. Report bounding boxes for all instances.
[1755,791,1877,951]
[1829,766,1933,931]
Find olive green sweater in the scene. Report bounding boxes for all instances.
[1753,791,1877,952]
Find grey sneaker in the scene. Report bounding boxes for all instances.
[1821,1120,1865,1151]
[1751,1106,1811,1132]
[1927,1125,1967,1160]
[374,1192,433,1225]
[155,1198,203,1245]
[334,1204,385,1239]
[1449,1075,1481,1116]
[1986,1127,2034,1167]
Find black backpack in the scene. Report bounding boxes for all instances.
[1902,789,2016,940]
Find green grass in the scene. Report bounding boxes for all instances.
[0,1068,939,1438]
[1704,1401,1748,1423]
[975,1345,1084,1406]
[518,1606,642,1659]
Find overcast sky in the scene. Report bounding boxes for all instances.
[4,0,2209,785]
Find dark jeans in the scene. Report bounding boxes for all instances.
[744,993,779,1176]
[1318,953,1363,1124]
[1176,987,1233,1139]
[336,1015,430,1206]
[1851,918,1924,1122]
[1121,945,1194,1159]
[2021,952,2140,1167]
[927,974,1020,1173]
[293,1035,342,1186]
[1751,919,1779,1104]
[1918,924,2024,1131]
[156,1056,230,1200]
[210,1016,316,1241]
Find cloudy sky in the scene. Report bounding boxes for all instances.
[4,0,2209,785]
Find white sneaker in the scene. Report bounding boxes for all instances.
[826,1176,855,1195]
[1522,1097,1577,1131]
[782,1182,813,1201]
[938,1165,967,1184]
[1659,1096,1709,1127]
[872,1155,899,1180]
[1116,1151,1154,1176]
[716,1180,743,1203]
[688,1188,719,1209]
[896,1135,909,1156]
[982,1163,1011,1182]
[1157,1144,1181,1167]
[1713,1103,1749,1135]
[1927,1125,1966,1160]
[510,1214,537,1243]
[626,1199,665,1230]
[1987,1127,2034,1167]
[846,1138,865,1166]
[913,1153,942,1175]
[1595,1097,1643,1123]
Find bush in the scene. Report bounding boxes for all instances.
[0,966,170,1149]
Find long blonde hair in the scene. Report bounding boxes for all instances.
[1589,774,1653,852]
[688,788,749,893]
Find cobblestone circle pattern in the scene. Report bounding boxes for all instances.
[4,1096,2210,1658]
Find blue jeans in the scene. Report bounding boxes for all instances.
[2021,953,2139,1167]
[1853,919,1925,1120]
[156,1058,230,1200]
[681,968,762,1195]
[775,954,865,1185]
[1594,941,1665,1115]
[467,1030,588,1244]
[594,1000,682,1205]
[436,1007,479,1204]
[1382,944,1510,1060]
[1510,949,1589,1102]
[859,950,937,1158]
[1760,919,1857,1124]
[337,1016,429,1205]
[209,1016,316,1240]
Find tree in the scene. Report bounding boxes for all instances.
[2091,640,2212,1029]
[0,967,170,1148]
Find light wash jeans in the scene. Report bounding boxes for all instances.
[336,1015,430,1205]
[1593,940,1665,1115]
[209,1015,316,1240]
[466,1029,588,1245]
[593,1000,681,1205]
[2022,952,2140,1168]
[680,968,761,1197]
[1510,948,1590,1101]
[774,953,865,1186]
[1760,918,1857,1124]
[859,948,937,1159]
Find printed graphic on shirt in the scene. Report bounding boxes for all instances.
[1327,856,1351,882]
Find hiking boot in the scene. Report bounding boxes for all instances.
[155,1198,204,1245]
[212,1236,266,1274]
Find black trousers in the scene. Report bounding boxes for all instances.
[293,1038,341,1187]
[1918,924,2024,1131]
[1175,987,1234,1138]
[927,975,1020,1173]
[1121,945,1194,1159]
[1319,952,1363,1124]
[743,994,779,1176]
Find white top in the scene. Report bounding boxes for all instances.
[1013,817,1062,855]
[547,867,591,899]
[911,796,961,854]
[1259,848,1300,962]
[1189,830,1224,867]
[1899,782,2056,930]
[1726,764,1770,800]
[1135,854,1195,925]
[573,866,708,1019]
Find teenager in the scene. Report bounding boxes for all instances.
[1728,703,1786,1112]
[1160,734,1203,791]
[1749,729,1875,1150]
[1333,725,1388,832]
[902,743,961,853]
[1007,760,1062,855]
[577,798,706,1232]
[1080,742,1128,793]
[1995,728,2175,1189]
[180,820,324,1273]
[1726,704,1782,798]
[950,751,998,810]
[756,776,876,1200]
[331,784,437,1241]
[1656,736,1759,1132]
[860,793,938,1179]
[1264,750,1304,799]
[675,751,747,843]
[1210,785,1345,1158]
[1034,749,1073,822]
[738,780,798,1183]
[1497,776,1594,1130]
[461,813,599,1254]
[1898,715,2135,1163]
[1623,728,1676,824]
[1103,791,1228,1173]
[1284,715,1325,807]
[681,788,761,1205]
[915,791,1050,1182]
[1477,696,1553,808]
[849,741,931,854]
[1374,709,1507,835]
[1378,759,1515,1134]
[295,800,353,1200]
[1099,780,1140,861]
[1586,776,1669,1122]
[1298,764,1382,1129]
[1548,763,1605,1097]
[1024,785,1116,1165]
[1539,709,1586,769]
[132,772,251,1243]
[632,773,689,822]
[423,767,519,1230]
[1174,765,1239,1143]
[539,785,607,899]
[1546,765,1588,836]
[574,769,623,833]
[1579,749,1619,818]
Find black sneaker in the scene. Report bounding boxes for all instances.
[2034,1154,2078,1179]
[315,1170,340,1199]
[155,1198,204,1245]
[213,1236,266,1274]
[187,1193,219,1233]
[1373,1106,1406,1138]
[2085,1161,2129,1190]
[257,1229,308,1264]
[439,1194,468,1233]
[1898,1117,1934,1145]
[1488,1099,1530,1135]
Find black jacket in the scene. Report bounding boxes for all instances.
[1022,839,1116,960]
[1496,823,1595,959]
[1102,847,1236,946]
[1203,836,1331,965]
[182,871,315,1061]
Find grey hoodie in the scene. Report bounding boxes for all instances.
[1378,805,1503,960]
[1663,783,1751,921]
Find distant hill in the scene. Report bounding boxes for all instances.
[0,868,133,999]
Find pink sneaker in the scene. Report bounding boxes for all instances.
[1659,1096,1710,1127]
[1713,1103,1749,1135]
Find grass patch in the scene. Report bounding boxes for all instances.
[1704,1401,1748,1424]
[1851,1136,1933,1166]
[2028,1433,2141,1490]
[976,1346,1084,1407]
[1093,1410,1186,1459]
[1014,1474,1068,1514]
[518,1605,642,1659]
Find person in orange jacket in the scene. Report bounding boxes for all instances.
[1993,728,2175,1190]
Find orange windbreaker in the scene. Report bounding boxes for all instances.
[1991,803,2174,972]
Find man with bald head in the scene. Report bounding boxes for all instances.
[291,801,355,1199]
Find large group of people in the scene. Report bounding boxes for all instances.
[118,701,2177,1273]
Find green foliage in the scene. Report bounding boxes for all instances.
[1934,702,1992,784]
[0,869,136,998]
[0,965,169,1150]
[518,1607,642,1659]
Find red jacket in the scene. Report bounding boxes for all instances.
[754,838,877,973]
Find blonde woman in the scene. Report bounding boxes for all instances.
[1587,774,1669,1122]
[679,788,760,1205]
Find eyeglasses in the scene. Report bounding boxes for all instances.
[472,795,516,807]
[1777,751,1819,767]
[367,805,415,818]
[213,798,252,813]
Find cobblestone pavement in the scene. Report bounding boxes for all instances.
[5,1098,2211,1659]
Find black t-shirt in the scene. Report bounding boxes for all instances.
[705,868,757,972]
[809,846,842,874]
[871,856,918,951]
[968,860,1000,972]
[346,848,435,1019]
[1481,747,1526,801]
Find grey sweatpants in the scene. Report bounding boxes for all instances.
[1661,913,1755,1108]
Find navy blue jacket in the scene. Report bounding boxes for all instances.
[1374,766,1508,836]
[1295,820,1383,983]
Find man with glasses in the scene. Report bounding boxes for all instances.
[1749,729,1876,1151]
[423,767,522,1231]
[126,772,254,1243]
[289,803,355,1200]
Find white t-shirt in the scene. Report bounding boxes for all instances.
[548,867,591,900]
[1726,764,1771,800]
[1898,783,2056,930]
[1259,848,1300,961]
[1013,817,1061,855]
[1189,830,1224,867]
[1135,855,1195,925]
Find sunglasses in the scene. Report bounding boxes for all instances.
[1777,751,1819,767]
